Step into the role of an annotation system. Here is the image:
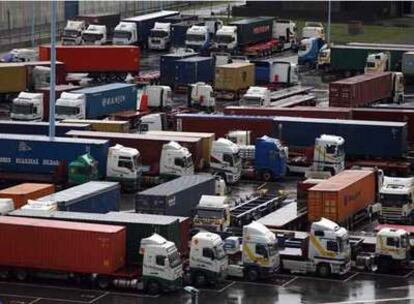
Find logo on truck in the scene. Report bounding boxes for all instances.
[253,25,270,34]
[102,95,126,107]
[18,141,32,152]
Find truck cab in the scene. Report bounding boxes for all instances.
[82,24,107,45]
[189,82,215,111]
[1,48,38,62]
[113,22,137,45]
[392,72,405,104]
[148,22,171,50]
[11,92,43,121]
[62,20,86,45]
[240,87,271,107]
[159,141,194,177]
[55,92,85,120]
[254,136,288,181]
[189,232,228,286]
[317,44,331,69]
[68,153,99,185]
[145,85,173,110]
[139,113,168,132]
[273,20,297,50]
[210,138,242,184]
[186,25,210,52]
[313,135,345,175]
[215,26,238,52]
[298,37,325,66]
[365,52,390,73]
[375,228,410,270]
[379,177,414,224]
[194,195,231,232]
[140,233,183,293]
[227,221,280,281]
[302,21,325,40]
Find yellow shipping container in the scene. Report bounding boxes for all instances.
[62,119,130,133]
[0,63,27,94]
[215,62,255,92]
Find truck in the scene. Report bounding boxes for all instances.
[329,72,404,107]
[82,25,108,45]
[188,82,215,111]
[0,216,183,293]
[0,183,55,209]
[171,20,204,48]
[215,17,277,57]
[113,11,179,47]
[301,21,325,40]
[145,85,173,110]
[379,177,414,224]
[193,195,232,233]
[273,20,297,50]
[38,45,140,82]
[1,48,37,63]
[214,62,255,100]
[55,83,137,120]
[185,25,211,53]
[251,59,299,87]
[23,181,120,213]
[62,20,86,45]
[135,175,216,217]
[160,51,197,87]
[10,85,82,121]
[239,87,271,107]
[298,37,325,67]
[148,22,172,50]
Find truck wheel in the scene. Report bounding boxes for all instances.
[246,268,259,281]
[194,272,207,287]
[261,171,273,181]
[14,269,28,281]
[317,263,331,277]
[0,268,10,280]
[96,276,110,289]
[147,281,161,295]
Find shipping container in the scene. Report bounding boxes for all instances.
[174,56,214,86]
[0,134,109,179]
[176,113,274,142]
[297,178,323,212]
[0,121,90,137]
[136,174,216,217]
[9,210,189,264]
[35,181,120,213]
[352,108,414,143]
[230,17,274,46]
[223,106,353,119]
[215,63,255,92]
[67,83,137,119]
[0,183,55,209]
[308,169,377,225]
[171,20,204,48]
[38,45,140,75]
[0,216,125,275]
[160,52,198,86]
[66,130,204,171]
[62,119,130,133]
[329,72,393,107]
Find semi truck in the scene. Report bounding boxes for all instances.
[239,87,271,107]
[55,83,137,120]
[185,25,212,53]
[298,37,325,67]
[62,20,86,45]
[171,20,204,48]
[113,11,179,47]
[79,13,120,45]
[148,22,172,50]
[38,45,140,82]
[251,59,299,86]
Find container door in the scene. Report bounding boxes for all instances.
[322,192,338,222]
[308,191,324,222]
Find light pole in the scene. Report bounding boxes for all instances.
[49,0,57,139]
[327,0,332,45]
[31,2,35,47]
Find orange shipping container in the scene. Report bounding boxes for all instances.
[0,183,55,209]
[308,170,376,224]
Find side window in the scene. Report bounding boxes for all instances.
[118,157,133,170]
[255,244,266,256]
[203,248,214,259]
[140,124,149,132]
[327,241,338,252]
[156,255,165,266]
[386,237,399,248]
[223,154,232,165]
[174,158,184,167]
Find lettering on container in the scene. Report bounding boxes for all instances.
[167,196,176,207]
[344,191,361,206]
[253,25,270,34]
[102,95,126,107]
[14,158,59,166]
[0,157,11,163]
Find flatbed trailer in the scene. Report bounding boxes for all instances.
[258,202,308,231]
[269,94,316,108]
[270,85,313,101]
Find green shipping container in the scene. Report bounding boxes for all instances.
[8,209,186,266]
[0,63,27,94]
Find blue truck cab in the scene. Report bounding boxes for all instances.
[298,37,325,66]
[254,136,288,180]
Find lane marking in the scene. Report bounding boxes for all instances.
[0,281,103,294]
[108,291,160,298]
[281,276,298,287]
[323,296,414,304]
[404,270,414,278]
[88,292,109,303]
[27,299,41,304]
[343,272,359,282]
[0,294,87,304]
[198,281,235,293]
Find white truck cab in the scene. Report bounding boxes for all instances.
[317,44,331,69]
[113,22,137,45]
[392,72,405,103]
[302,21,325,40]
[379,176,414,224]
[139,113,167,132]
[313,134,345,175]
[190,82,215,111]
[273,20,297,50]
[55,92,85,120]
[63,20,86,45]
[11,92,43,121]
[106,144,142,192]
[160,141,194,177]
[2,48,38,62]
[22,199,57,211]
[375,228,410,267]
[186,25,209,51]
[148,22,172,50]
[140,233,183,292]
[227,130,251,146]
[145,85,172,109]
[82,24,107,45]
[189,232,228,286]
[240,86,271,107]
[194,195,231,232]
[215,26,238,51]
[365,52,390,73]
[0,199,14,215]
[211,138,242,184]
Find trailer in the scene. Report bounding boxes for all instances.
[258,202,308,231]
[214,62,255,100]
[269,85,313,101]
[160,52,198,87]
[0,121,90,137]
[269,94,316,108]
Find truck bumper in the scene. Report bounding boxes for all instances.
[259,266,279,279]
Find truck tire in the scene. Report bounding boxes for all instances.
[246,268,259,281]
[96,275,110,289]
[193,272,207,287]
[317,263,331,277]
[0,268,10,280]
[146,281,161,295]
[261,171,273,181]
[14,268,28,281]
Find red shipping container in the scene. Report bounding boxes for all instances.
[0,217,125,274]
[66,130,204,171]
[38,45,140,74]
[175,114,274,142]
[352,108,414,143]
[36,85,82,121]
[329,72,392,107]
[224,106,353,120]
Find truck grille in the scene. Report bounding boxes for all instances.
[382,207,403,220]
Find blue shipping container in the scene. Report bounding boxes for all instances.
[0,134,109,176]
[160,52,198,86]
[252,60,271,84]
[174,56,214,85]
[36,181,120,213]
[272,117,408,158]
[71,83,137,119]
[0,121,90,136]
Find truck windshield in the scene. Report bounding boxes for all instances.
[214,243,227,260]
[233,152,241,165]
[268,242,278,256]
[366,62,376,68]
[336,144,345,156]
[380,194,410,207]
[82,33,103,42]
[168,250,182,268]
[401,235,409,248]
[56,105,80,116]
[241,97,262,106]
[216,35,233,44]
[114,31,131,40]
[187,34,205,42]
[64,29,80,37]
[133,155,141,171]
[338,236,350,252]
[197,207,223,219]
[150,30,168,38]
[12,103,34,115]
